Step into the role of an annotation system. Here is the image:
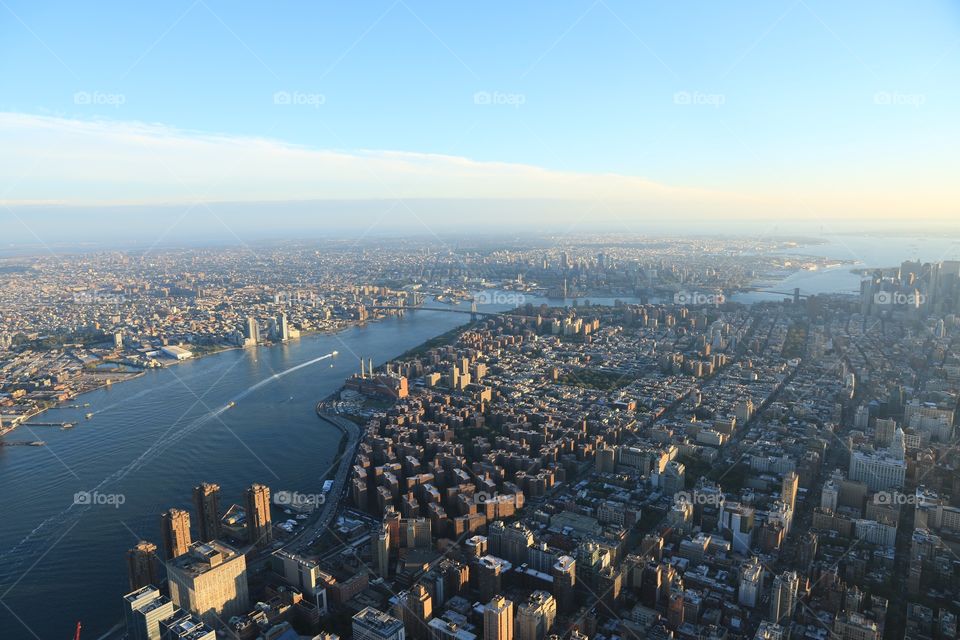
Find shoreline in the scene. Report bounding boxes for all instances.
[2,315,400,439]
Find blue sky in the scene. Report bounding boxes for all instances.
[1,0,958,236]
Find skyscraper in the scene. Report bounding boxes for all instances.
[551,556,576,613]
[127,540,161,590]
[276,313,290,341]
[353,606,407,640]
[393,584,432,640]
[245,483,273,549]
[516,591,556,640]
[159,610,217,640]
[193,482,221,542]
[375,523,391,578]
[738,557,763,608]
[161,508,191,560]
[166,540,250,627]
[244,317,258,345]
[770,571,799,625]
[781,471,799,512]
[484,596,514,640]
[123,585,175,640]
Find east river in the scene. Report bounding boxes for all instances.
[0,307,489,639]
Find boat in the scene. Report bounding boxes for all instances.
[85,413,94,419]
[61,423,74,430]
[29,441,46,446]
[227,401,236,409]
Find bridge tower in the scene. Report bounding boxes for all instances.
[470,301,478,321]
[793,288,800,304]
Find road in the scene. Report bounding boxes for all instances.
[281,408,362,553]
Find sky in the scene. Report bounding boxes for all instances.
[1,0,959,241]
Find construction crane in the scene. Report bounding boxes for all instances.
[73,621,82,640]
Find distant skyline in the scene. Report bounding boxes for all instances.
[2,0,959,240]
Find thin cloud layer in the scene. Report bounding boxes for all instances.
[0,112,738,207]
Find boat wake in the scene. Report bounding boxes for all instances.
[0,351,338,578]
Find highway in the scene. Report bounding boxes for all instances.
[281,407,362,554]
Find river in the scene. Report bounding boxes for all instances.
[0,309,482,639]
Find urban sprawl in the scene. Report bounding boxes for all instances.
[2,236,960,640]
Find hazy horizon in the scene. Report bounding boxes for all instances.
[3,0,959,243]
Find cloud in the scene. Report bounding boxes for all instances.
[1,113,956,236]
[0,112,740,208]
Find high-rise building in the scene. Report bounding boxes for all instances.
[353,606,407,640]
[400,517,431,549]
[738,556,763,608]
[516,591,556,640]
[799,531,818,570]
[735,398,755,423]
[551,556,576,613]
[123,586,175,640]
[849,444,906,491]
[477,556,507,603]
[276,313,290,342]
[781,471,799,512]
[483,596,514,640]
[393,584,433,640]
[832,612,880,640]
[375,523,391,578]
[874,418,897,448]
[719,501,755,554]
[667,591,685,629]
[754,621,785,640]
[159,610,216,640]
[270,550,329,613]
[245,483,273,549]
[770,571,799,625]
[502,521,534,564]
[161,508,192,560]
[127,540,161,590]
[166,540,250,626]
[244,317,258,345]
[192,482,221,542]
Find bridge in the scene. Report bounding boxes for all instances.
[369,303,499,320]
[740,287,809,302]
